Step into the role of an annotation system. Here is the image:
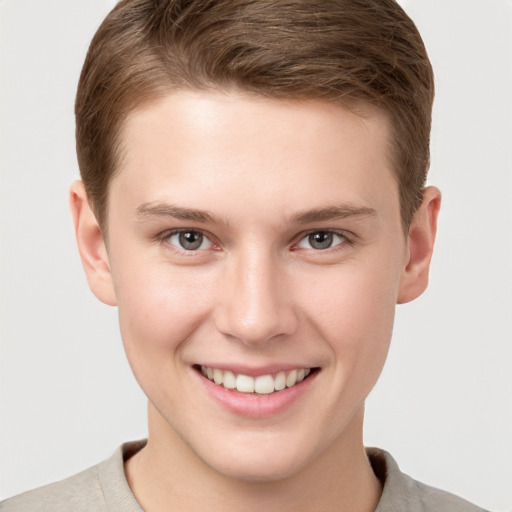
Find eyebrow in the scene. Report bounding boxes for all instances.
[290,204,377,224]
[135,201,377,225]
[136,202,219,223]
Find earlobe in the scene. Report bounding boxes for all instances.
[69,180,117,306]
[397,186,441,304]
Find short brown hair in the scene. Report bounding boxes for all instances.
[76,0,434,232]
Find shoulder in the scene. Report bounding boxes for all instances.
[402,476,488,512]
[0,464,104,512]
[367,448,490,512]
[0,441,145,512]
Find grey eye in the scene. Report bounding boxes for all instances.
[179,231,203,250]
[167,230,212,251]
[308,231,333,250]
[297,231,346,250]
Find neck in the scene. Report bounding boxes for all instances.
[125,405,381,512]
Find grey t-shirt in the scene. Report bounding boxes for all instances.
[0,441,488,511]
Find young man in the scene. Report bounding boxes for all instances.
[1,1,489,511]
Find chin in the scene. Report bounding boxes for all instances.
[193,432,316,483]
[206,453,306,483]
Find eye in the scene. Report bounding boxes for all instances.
[166,230,213,251]
[296,231,346,250]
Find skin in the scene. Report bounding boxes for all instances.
[70,91,440,512]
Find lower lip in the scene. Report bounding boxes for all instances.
[195,369,319,418]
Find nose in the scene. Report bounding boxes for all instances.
[214,248,298,346]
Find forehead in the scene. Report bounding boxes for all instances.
[110,90,398,225]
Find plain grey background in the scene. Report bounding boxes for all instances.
[1,1,511,510]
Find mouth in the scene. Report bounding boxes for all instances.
[196,365,318,395]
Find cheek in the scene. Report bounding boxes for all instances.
[305,258,398,333]
[300,257,400,377]
[112,260,214,372]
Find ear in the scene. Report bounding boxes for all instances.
[69,180,117,306]
[397,186,441,304]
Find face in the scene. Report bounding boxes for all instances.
[83,91,418,481]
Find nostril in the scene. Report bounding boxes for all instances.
[214,307,299,346]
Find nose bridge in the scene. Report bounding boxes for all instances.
[215,245,297,345]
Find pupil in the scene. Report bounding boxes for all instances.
[309,231,333,250]
[179,231,203,250]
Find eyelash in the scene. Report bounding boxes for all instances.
[159,229,218,254]
[293,230,351,252]
[158,228,353,254]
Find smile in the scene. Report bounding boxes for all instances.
[200,366,313,395]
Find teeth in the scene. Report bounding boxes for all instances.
[213,368,223,385]
[254,375,275,394]
[236,374,255,393]
[200,366,313,394]
[274,371,286,391]
[223,370,236,389]
[286,370,297,388]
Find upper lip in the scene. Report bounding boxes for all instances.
[194,363,318,377]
